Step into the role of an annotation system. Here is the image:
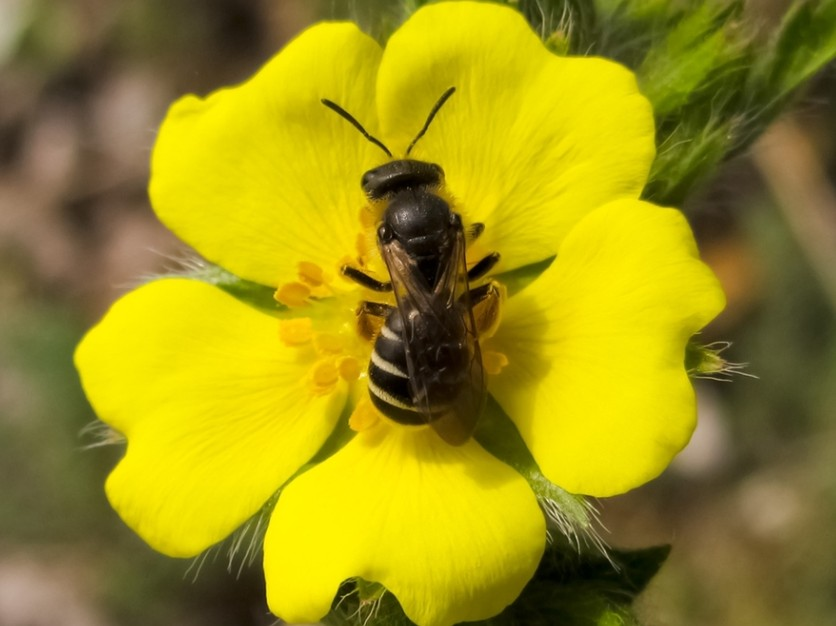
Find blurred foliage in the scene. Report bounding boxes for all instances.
[1,0,835,625]
[506,0,836,206]
[325,545,670,626]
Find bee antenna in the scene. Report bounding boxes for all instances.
[321,99,392,158]
[406,87,456,156]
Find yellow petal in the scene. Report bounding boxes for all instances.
[75,279,346,556]
[264,422,545,626]
[150,23,384,287]
[376,2,655,271]
[489,200,725,496]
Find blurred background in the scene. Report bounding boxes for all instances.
[0,0,834,625]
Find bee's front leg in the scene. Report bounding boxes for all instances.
[341,265,393,292]
[467,252,500,282]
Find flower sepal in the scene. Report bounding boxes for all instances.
[183,261,283,316]
[475,397,598,542]
[322,542,671,626]
[686,340,752,381]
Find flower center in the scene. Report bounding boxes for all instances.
[275,251,509,437]
[274,263,367,397]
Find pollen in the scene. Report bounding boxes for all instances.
[310,358,339,395]
[314,332,344,354]
[337,356,361,381]
[274,282,311,307]
[278,318,314,346]
[348,397,380,432]
[298,261,326,287]
[483,350,509,376]
[473,281,505,339]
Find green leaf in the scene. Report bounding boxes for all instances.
[757,0,836,98]
[643,113,736,206]
[637,3,742,117]
[577,1,836,207]
[482,543,669,626]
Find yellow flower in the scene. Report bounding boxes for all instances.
[74,3,725,625]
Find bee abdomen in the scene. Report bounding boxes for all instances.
[367,313,424,426]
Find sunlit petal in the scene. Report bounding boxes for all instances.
[264,422,545,626]
[489,200,725,496]
[150,24,384,286]
[75,279,346,555]
[376,1,655,271]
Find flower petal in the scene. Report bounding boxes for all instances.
[376,1,655,271]
[150,24,384,287]
[488,200,725,496]
[264,422,545,626]
[75,279,346,556]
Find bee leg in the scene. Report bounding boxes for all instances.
[467,252,500,281]
[466,222,485,242]
[341,265,392,292]
[468,282,502,337]
[357,301,393,317]
[356,300,394,342]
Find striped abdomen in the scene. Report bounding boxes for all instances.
[367,311,424,425]
[367,307,472,426]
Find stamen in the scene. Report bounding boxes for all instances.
[278,318,313,346]
[348,397,380,432]
[310,359,339,395]
[337,356,361,381]
[314,332,344,354]
[274,282,311,307]
[483,350,509,376]
[298,261,326,287]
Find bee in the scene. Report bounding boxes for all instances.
[322,88,500,445]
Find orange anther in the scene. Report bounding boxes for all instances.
[278,318,313,346]
[482,350,509,376]
[314,332,344,354]
[337,356,362,381]
[310,359,339,395]
[298,261,325,287]
[348,397,380,432]
[274,282,311,307]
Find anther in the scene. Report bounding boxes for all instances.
[310,359,339,395]
[274,282,311,307]
[298,261,326,287]
[314,332,345,354]
[337,356,361,382]
[348,397,380,432]
[278,318,313,346]
[482,351,509,376]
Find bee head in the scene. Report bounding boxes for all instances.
[362,160,444,201]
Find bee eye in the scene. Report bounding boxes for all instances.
[361,171,379,198]
[378,223,393,243]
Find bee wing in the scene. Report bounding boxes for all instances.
[379,225,485,446]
